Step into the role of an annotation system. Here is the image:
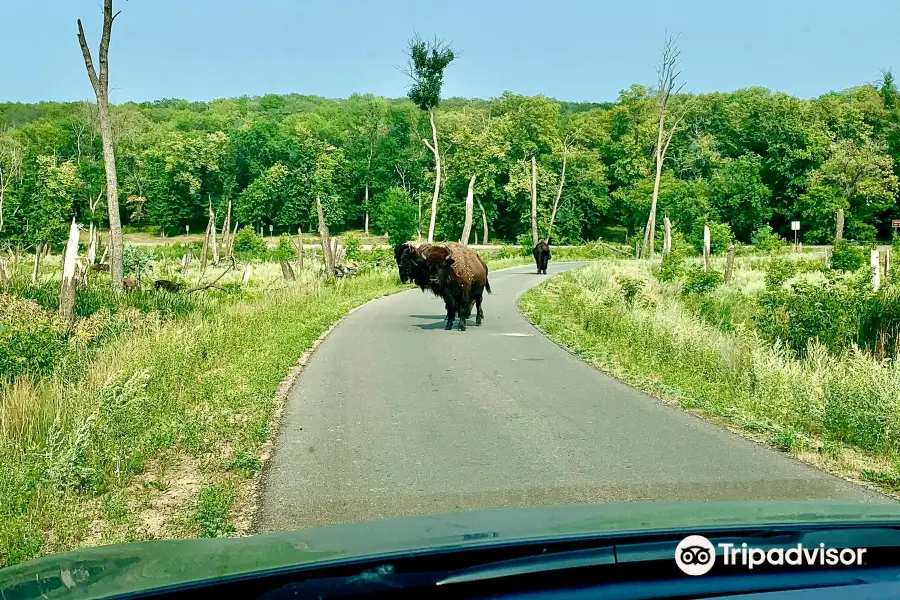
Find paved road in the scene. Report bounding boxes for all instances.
[255,262,889,533]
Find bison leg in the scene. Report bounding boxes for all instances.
[458,291,472,331]
[475,293,484,326]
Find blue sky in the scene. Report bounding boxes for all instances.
[1,0,896,104]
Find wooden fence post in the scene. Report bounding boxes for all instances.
[724,245,736,283]
[703,225,711,270]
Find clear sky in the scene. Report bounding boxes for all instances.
[1,0,897,104]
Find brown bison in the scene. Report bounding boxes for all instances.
[153,279,183,292]
[416,243,491,331]
[533,239,551,274]
[394,241,430,284]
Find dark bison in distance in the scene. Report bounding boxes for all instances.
[533,240,551,274]
[395,242,491,331]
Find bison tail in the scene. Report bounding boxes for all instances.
[485,278,492,295]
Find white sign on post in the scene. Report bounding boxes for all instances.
[791,221,800,231]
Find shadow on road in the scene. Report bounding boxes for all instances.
[414,321,451,330]
[408,314,446,319]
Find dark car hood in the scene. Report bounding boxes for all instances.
[4,500,900,599]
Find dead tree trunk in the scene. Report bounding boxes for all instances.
[547,140,569,242]
[228,221,239,258]
[872,249,881,292]
[199,218,211,272]
[703,225,711,270]
[77,0,124,292]
[885,247,891,279]
[642,34,689,260]
[724,245,736,283]
[242,264,253,283]
[424,108,441,243]
[219,198,231,261]
[663,216,672,254]
[281,261,295,281]
[60,219,80,322]
[835,208,844,241]
[364,184,370,236]
[478,198,489,245]
[208,198,219,266]
[317,197,334,275]
[460,174,476,245]
[0,258,8,284]
[32,242,44,282]
[530,156,539,247]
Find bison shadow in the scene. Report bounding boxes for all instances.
[414,320,458,330]
[408,314,447,320]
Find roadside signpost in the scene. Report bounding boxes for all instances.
[791,221,800,251]
[893,219,900,236]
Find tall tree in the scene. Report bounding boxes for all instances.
[642,34,691,258]
[77,0,124,290]
[403,34,456,242]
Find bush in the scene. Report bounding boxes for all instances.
[343,234,361,261]
[269,234,296,263]
[615,275,643,307]
[764,259,798,289]
[122,245,155,278]
[654,251,684,283]
[755,281,867,356]
[0,295,68,381]
[831,239,865,272]
[373,187,417,245]
[232,227,267,259]
[751,225,786,254]
[682,266,723,295]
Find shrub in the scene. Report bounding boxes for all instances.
[373,187,417,245]
[831,239,865,272]
[764,259,798,289]
[122,245,155,278]
[682,266,723,295]
[0,295,68,381]
[654,251,684,283]
[751,225,786,254]
[343,234,361,261]
[615,275,643,307]
[755,281,867,356]
[232,227,266,259]
[269,234,296,262]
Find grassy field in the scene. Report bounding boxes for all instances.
[519,257,900,500]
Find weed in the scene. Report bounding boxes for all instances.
[195,484,236,538]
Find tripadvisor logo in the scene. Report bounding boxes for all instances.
[675,535,867,576]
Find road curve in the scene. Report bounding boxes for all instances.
[255,261,889,533]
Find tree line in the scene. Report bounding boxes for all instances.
[2,54,900,257]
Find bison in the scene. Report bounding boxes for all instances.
[153,279,182,293]
[394,241,428,284]
[123,277,139,292]
[533,239,551,274]
[416,243,491,331]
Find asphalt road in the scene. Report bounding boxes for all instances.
[255,261,889,533]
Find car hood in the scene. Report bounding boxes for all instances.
[3,500,900,599]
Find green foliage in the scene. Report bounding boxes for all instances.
[405,35,456,111]
[755,281,866,356]
[764,259,798,289]
[373,187,417,244]
[751,225,786,253]
[343,234,361,261]
[654,251,684,282]
[682,266,723,295]
[615,275,643,307]
[831,239,866,271]
[0,295,67,381]
[232,227,267,258]
[269,234,296,262]
[195,484,236,538]
[122,245,156,278]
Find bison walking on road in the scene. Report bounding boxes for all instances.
[420,243,491,331]
[533,240,551,274]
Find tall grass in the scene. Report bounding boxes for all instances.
[0,269,404,566]
[520,262,900,462]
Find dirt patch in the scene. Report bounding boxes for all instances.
[137,456,204,538]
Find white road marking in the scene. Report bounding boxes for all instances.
[499,333,533,337]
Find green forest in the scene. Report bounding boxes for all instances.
[3,70,900,250]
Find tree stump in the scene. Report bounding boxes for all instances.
[724,245,735,283]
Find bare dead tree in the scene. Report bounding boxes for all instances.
[478,198,489,245]
[317,197,335,275]
[60,220,81,322]
[460,174,476,245]
[77,0,125,291]
[642,33,692,259]
[547,136,572,242]
[86,186,105,264]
